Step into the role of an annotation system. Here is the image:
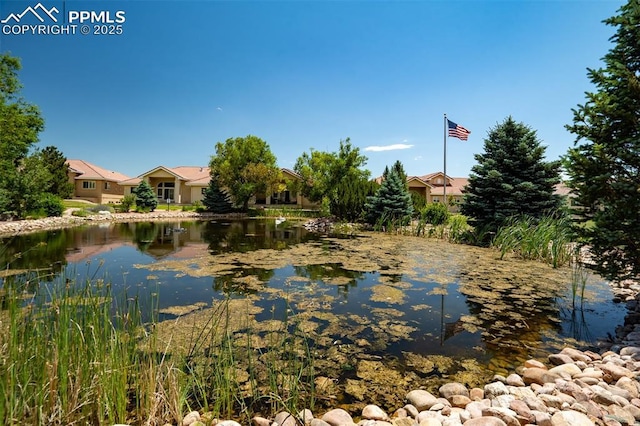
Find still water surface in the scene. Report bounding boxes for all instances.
[0,219,627,405]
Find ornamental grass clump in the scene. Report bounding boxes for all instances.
[492,215,573,268]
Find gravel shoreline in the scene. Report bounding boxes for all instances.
[0,211,237,238]
[3,213,640,426]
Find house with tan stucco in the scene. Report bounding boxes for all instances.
[66,159,131,204]
[118,166,210,205]
[119,166,317,209]
[410,172,468,211]
[377,171,469,212]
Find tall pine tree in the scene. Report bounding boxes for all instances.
[202,179,233,213]
[40,146,73,198]
[565,0,640,282]
[133,180,158,212]
[365,164,413,225]
[461,117,562,235]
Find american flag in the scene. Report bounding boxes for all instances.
[447,119,471,141]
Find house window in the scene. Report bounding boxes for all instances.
[104,182,111,190]
[157,182,175,201]
[436,178,443,184]
[82,181,96,190]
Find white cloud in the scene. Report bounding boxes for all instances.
[364,143,413,152]
[414,155,423,161]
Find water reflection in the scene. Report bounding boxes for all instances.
[0,221,628,403]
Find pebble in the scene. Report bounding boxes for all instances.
[184,344,640,426]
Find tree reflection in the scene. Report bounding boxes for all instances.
[202,220,317,254]
[212,267,275,295]
[133,222,159,252]
[293,263,362,298]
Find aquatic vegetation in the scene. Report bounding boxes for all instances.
[0,221,625,422]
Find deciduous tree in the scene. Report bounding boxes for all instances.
[461,117,562,236]
[209,135,280,210]
[294,138,371,218]
[0,53,45,217]
[565,0,640,282]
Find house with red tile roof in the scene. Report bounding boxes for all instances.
[375,171,469,212]
[66,159,131,204]
[118,166,211,205]
[119,166,317,208]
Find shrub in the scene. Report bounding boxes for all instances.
[410,192,427,215]
[36,194,64,217]
[71,209,88,217]
[120,194,136,212]
[420,202,450,225]
[447,214,472,244]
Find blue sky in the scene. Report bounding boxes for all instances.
[0,0,622,179]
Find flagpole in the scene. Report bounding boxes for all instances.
[443,113,447,207]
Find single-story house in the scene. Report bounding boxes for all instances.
[376,171,469,212]
[119,166,317,208]
[118,166,211,205]
[417,172,469,211]
[66,159,131,204]
[252,168,317,209]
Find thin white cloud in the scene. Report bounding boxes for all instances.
[414,155,423,161]
[364,143,413,152]
[216,106,223,111]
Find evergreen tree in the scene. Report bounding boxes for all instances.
[565,0,640,282]
[391,160,408,186]
[40,146,73,198]
[365,165,413,225]
[461,117,562,235]
[202,179,233,213]
[330,178,379,222]
[133,180,157,212]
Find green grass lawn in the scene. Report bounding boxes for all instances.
[63,200,97,208]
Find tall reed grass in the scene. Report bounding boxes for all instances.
[181,297,316,421]
[491,215,573,268]
[0,274,147,425]
[0,273,316,425]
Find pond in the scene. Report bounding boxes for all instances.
[0,219,627,411]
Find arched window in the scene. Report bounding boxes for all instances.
[157,182,175,201]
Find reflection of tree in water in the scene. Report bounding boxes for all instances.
[457,269,565,368]
[212,267,275,295]
[0,230,69,291]
[133,222,159,252]
[293,263,362,298]
[202,220,315,254]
